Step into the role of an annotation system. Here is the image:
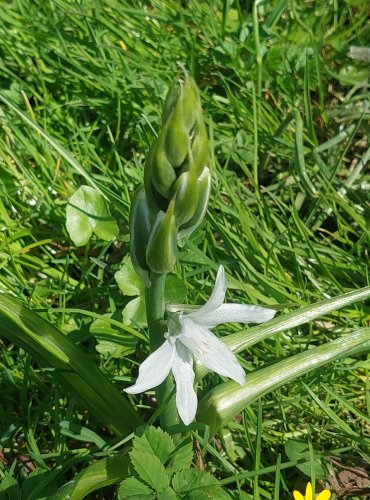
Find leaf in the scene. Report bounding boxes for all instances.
[59,421,107,449]
[90,313,138,357]
[198,327,370,434]
[115,258,187,325]
[51,454,130,500]
[164,275,187,304]
[157,487,178,499]
[0,294,142,436]
[167,440,193,476]
[66,185,118,246]
[122,296,147,325]
[285,440,326,479]
[118,477,154,499]
[134,427,175,464]
[129,449,169,493]
[172,469,231,499]
[225,285,370,354]
[115,256,145,297]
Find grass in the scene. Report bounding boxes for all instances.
[0,0,369,498]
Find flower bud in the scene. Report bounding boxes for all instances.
[146,203,177,274]
[130,74,211,275]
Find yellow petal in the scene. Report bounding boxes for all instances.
[293,492,305,500]
[316,490,331,500]
[306,482,313,500]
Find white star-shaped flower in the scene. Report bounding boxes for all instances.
[125,266,276,425]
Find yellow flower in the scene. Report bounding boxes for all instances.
[293,482,331,500]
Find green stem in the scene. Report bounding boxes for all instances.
[145,272,180,428]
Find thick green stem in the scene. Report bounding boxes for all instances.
[145,272,180,428]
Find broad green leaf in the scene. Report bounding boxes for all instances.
[118,477,154,499]
[115,256,145,297]
[172,469,231,499]
[90,313,137,357]
[164,274,187,304]
[157,487,178,499]
[134,427,175,464]
[284,440,326,479]
[129,449,169,493]
[66,185,118,246]
[51,454,130,500]
[122,296,147,325]
[0,294,142,436]
[167,440,193,476]
[198,327,370,433]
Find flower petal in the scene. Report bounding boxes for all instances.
[180,318,245,384]
[305,482,313,500]
[188,266,227,318]
[193,303,276,327]
[124,339,175,394]
[316,490,331,500]
[293,492,304,500]
[172,342,197,425]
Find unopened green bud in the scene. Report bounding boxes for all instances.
[130,74,211,276]
[150,137,177,199]
[129,188,151,280]
[146,203,177,274]
[178,167,211,239]
[172,170,199,227]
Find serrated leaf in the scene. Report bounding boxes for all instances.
[118,477,154,499]
[284,440,326,479]
[129,449,169,493]
[66,185,118,246]
[167,441,193,476]
[172,469,232,499]
[134,427,175,465]
[157,487,178,499]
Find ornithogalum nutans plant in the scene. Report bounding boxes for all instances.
[126,75,275,426]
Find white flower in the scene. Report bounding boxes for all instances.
[125,266,276,425]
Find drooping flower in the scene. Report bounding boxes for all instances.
[125,266,276,425]
[293,482,331,500]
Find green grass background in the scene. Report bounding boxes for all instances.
[0,0,369,498]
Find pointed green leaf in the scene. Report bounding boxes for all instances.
[172,469,231,499]
[134,427,175,464]
[157,487,178,499]
[167,440,193,476]
[118,477,154,499]
[129,449,169,492]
